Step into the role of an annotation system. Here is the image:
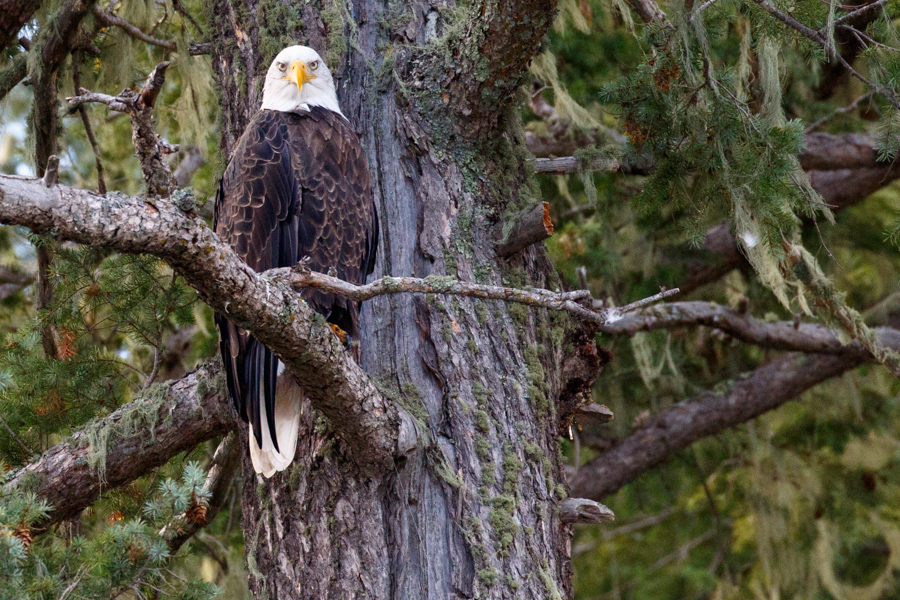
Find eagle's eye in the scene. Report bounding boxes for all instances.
[309,60,319,71]
[277,62,287,72]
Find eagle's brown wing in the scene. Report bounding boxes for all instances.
[213,107,377,453]
[283,106,377,337]
[214,110,299,452]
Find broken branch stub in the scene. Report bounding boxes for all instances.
[496,202,554,258]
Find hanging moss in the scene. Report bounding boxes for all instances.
[82,380,173,482]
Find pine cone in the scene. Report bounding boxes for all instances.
[185,493,208,526]
[12,523,33,547]
[126,542,145,563]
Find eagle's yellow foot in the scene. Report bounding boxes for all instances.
[328,323,349,345]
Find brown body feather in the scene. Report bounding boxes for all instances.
[213,107,378,452]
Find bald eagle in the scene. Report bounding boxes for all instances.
[214,46,378,477]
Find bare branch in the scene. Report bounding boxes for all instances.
[66,90,130,112]
[72,53,108,194]
[569,351,867,500]
[0,174,414,470]
[496,202,555,258]
[4,361,235,533]
[598,300,900,357]
[560,498,616,524]
[67,62,175,196]
[92,5,177,50]
[276,264,678,327]
[91,5,210,55]
[532,156,620,174]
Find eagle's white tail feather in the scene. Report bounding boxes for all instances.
[249,367,303,478]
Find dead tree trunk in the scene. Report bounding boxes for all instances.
[209,1,601,597]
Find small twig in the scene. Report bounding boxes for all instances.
[651,530,715,571]
[610,288,680,314]
[57,566,87,600]
[143,348,160,389]
[0,414,37,459]
[805,91,874,132]
[72,53,107,194]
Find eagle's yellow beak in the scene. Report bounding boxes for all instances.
[284,60,314,94]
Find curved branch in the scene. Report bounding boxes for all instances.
[4,361,235,532]
[569,351,867,501]
[0,174,413,471]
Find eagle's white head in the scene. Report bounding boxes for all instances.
[261,46,343,117]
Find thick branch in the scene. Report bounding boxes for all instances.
[569,352,866,500]
[0,0,41,52]
[496,202,555,257]
[0,51,27,101]
[4,361,235,531]
[0,174,413,470]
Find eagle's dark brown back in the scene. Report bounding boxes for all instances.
[213,107,378,448]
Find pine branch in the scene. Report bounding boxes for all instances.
[165,432,240,554]
[3,361,235,533]
[568,351,868,500]
[749,0,900,109]
[0,173,416,471]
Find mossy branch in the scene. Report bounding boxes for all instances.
[3,361,235,535]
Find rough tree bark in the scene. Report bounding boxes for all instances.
[209,0,600,597]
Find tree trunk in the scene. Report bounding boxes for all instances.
[209,1,601,597]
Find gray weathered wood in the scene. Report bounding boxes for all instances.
[209,0,604,598]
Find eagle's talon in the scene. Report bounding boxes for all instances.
[328,323,349,345]
[294,256,313,274]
